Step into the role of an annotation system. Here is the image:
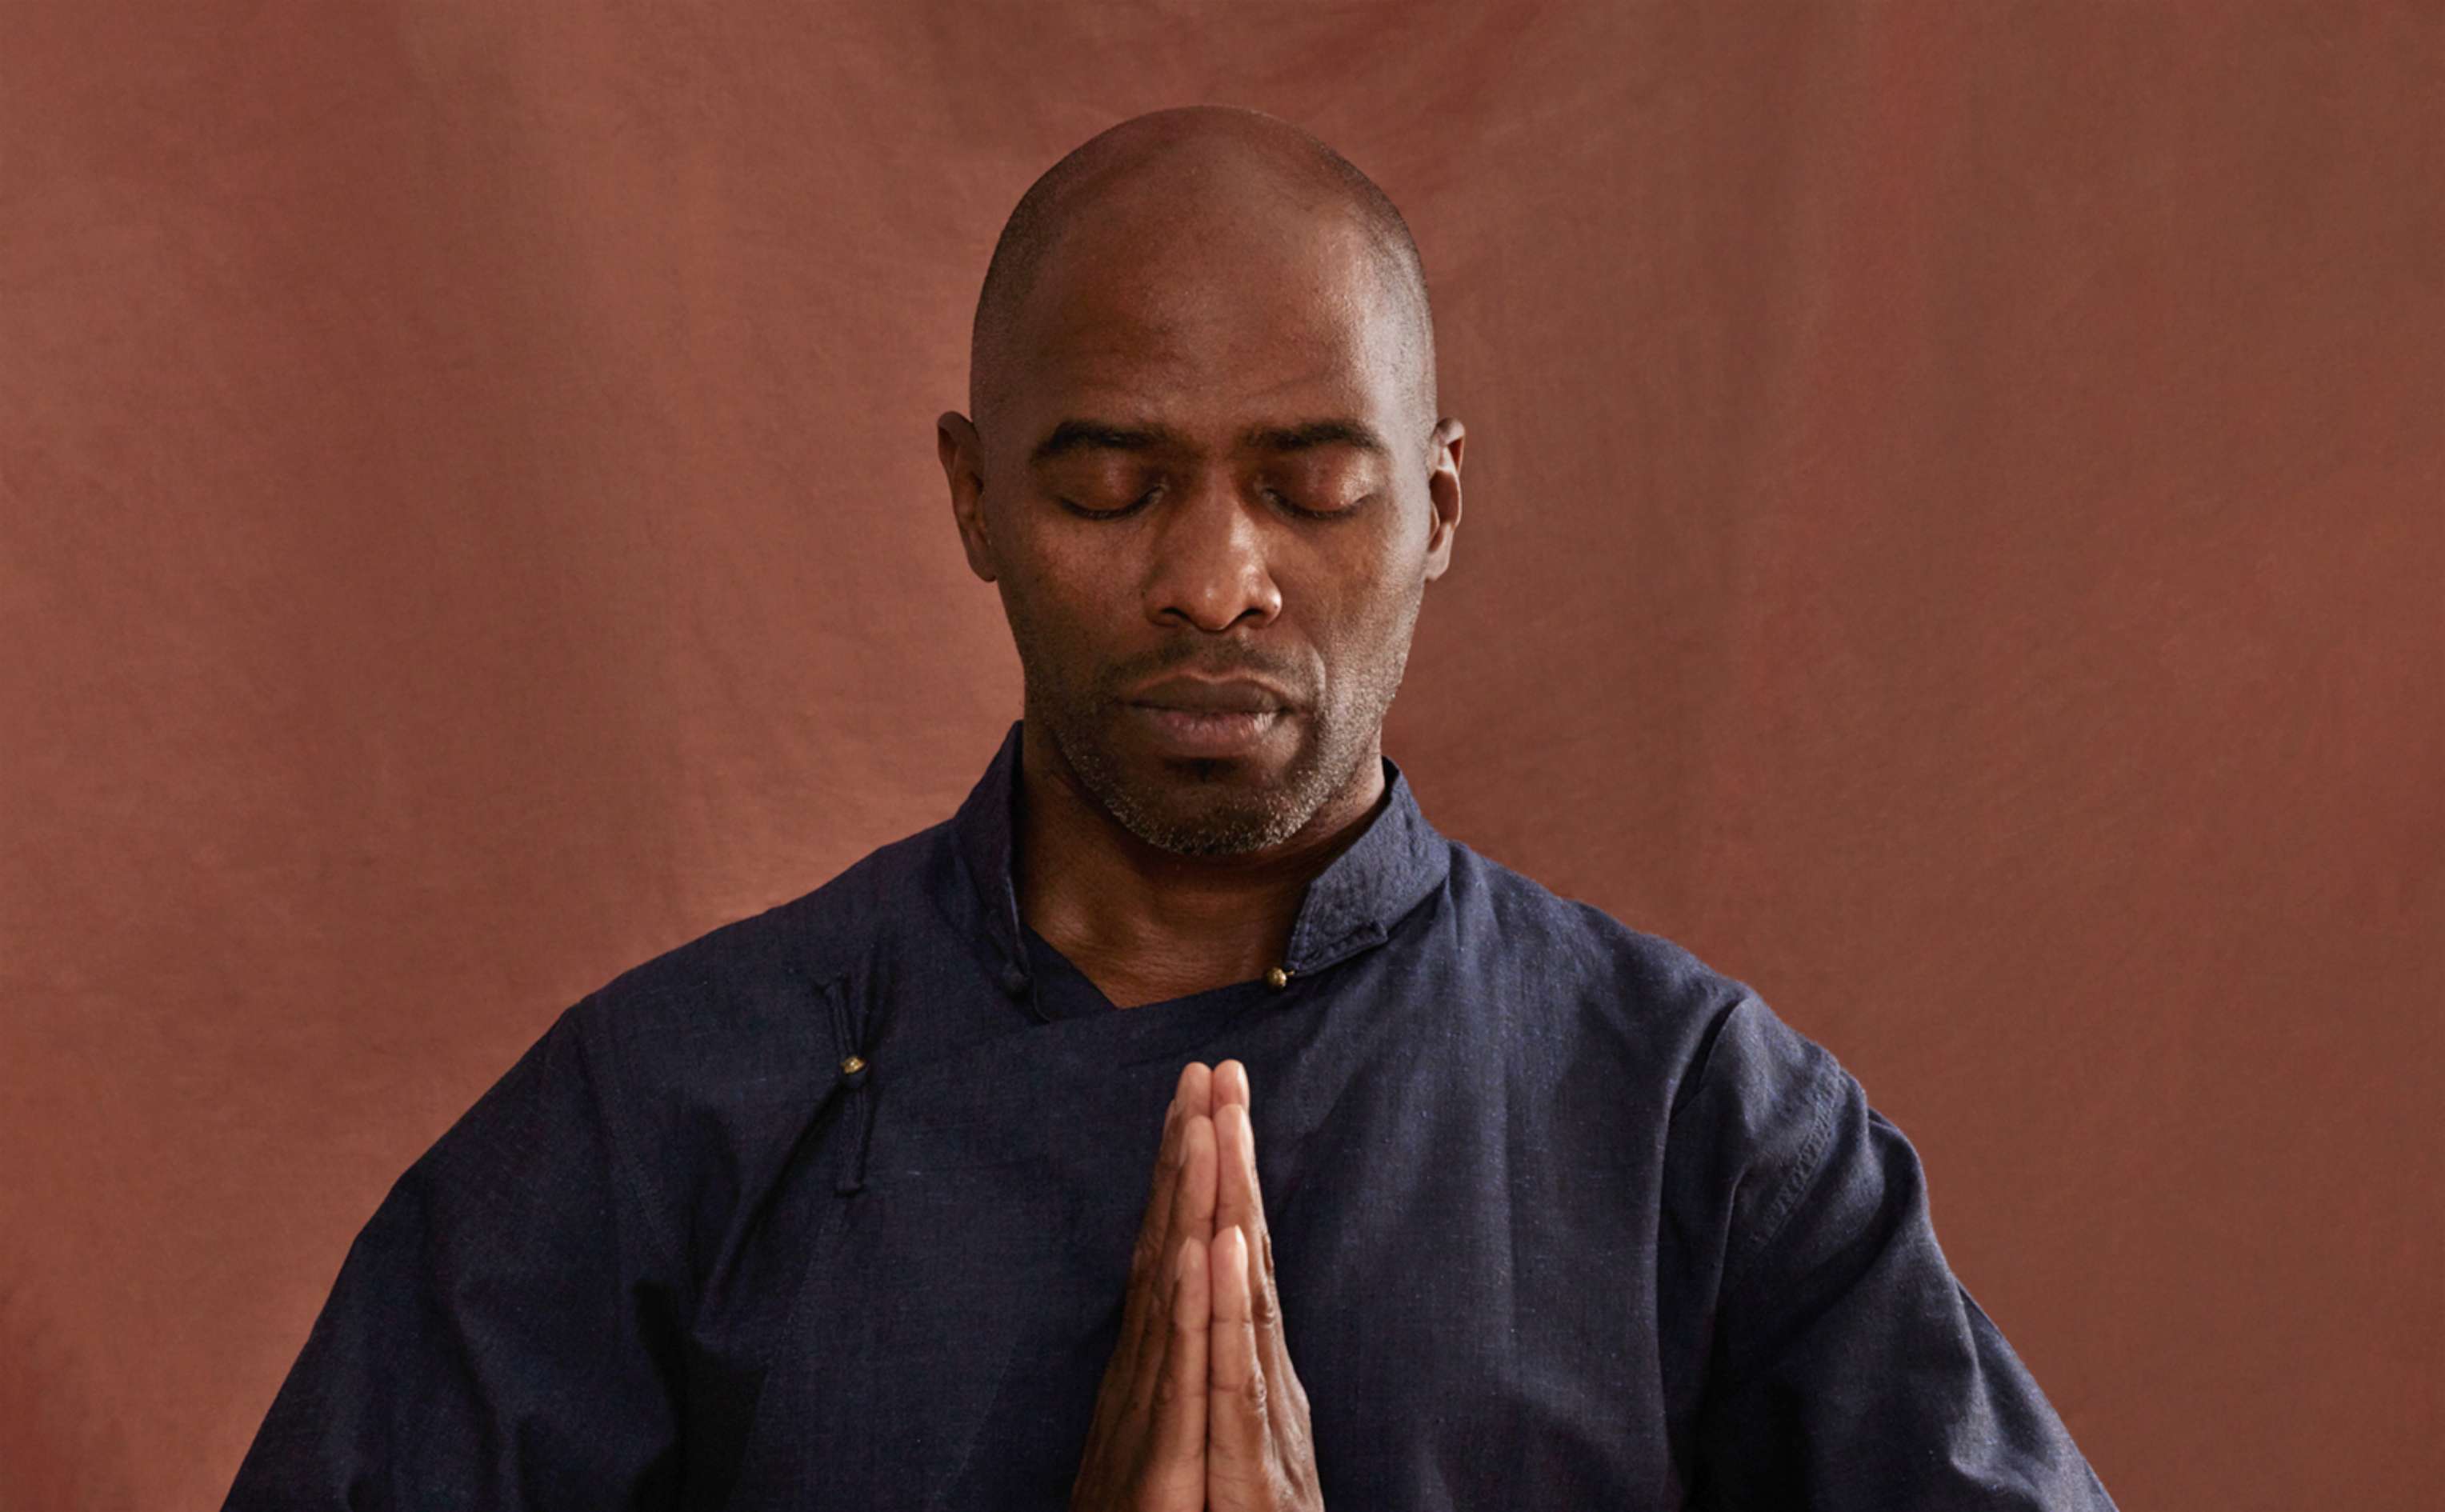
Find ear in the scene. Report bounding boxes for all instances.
[1423,417,1464,582]
[938,411,997,583]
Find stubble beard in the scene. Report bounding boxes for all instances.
[1018,596,1420,859]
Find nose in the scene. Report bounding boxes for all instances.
[1142,470,1283,633]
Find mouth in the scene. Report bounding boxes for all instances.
[1124,703,1291,760]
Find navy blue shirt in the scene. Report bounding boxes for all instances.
[226,719,2116,1510]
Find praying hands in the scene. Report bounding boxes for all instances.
[1070,1060,1325,1512]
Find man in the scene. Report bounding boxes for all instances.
[224,106,2117,1510]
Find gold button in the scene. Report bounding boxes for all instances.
[1264,966,1291,991]
[839,1054,867,1075]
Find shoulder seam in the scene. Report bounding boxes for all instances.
[1731,1037,1847,1294]
[1667,990,1751,1124]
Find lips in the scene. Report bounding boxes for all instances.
[1121,674,1298,761]
[1125,703,1287,760]
[1123,674,1295,714]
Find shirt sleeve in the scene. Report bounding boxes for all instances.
[1670,995,2117,1511]
[221,999,687,1510]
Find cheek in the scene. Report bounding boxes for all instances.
[1304,538,1407,622]
[1015,554,1122,646]
[1002,513,1111,595]
[1310,574,1421,686]
[1301,602,1371,680]
[998,554,1122,690]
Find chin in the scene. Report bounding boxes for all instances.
[1050,704,1329,853]
[1114,763,1327,856]
[1130,808,1307,858]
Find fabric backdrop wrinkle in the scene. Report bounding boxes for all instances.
[2,2,2437,1508]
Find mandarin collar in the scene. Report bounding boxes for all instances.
[950,718,1451,1003]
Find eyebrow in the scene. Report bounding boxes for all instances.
[1028,417,1394,465]
[1243,419,1394,458]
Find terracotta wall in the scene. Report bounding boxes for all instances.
[3,2,2436,1506]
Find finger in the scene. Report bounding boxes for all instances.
[1110,1067,1197,1398]
[1213,1058,1250,1116]
[1130,1070,1190,1282]
[1213,1102,1298,1426]
[1212,1101,1259,1286]
[1206,1223,1271,1482]
[1212,1105,1283,1334]
[1129,1110,1215,1419]
[1210,1063,1258,1276]
[1170,1109,1219,1255]
[1132,1070,1204,1280]
[1183,1059,1214,1117]
[1145,1232,1211,1478]
[1122,1066,1210,1338]
[1150,1061,1210,1228]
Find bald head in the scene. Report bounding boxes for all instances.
[968,106,1436,446]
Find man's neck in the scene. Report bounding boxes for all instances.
[1014,720,1387,1009]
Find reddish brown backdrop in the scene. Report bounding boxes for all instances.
[4,2,2438,1507]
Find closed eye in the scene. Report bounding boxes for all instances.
[1058,486,1162,520]
[1057,486,1367,521]
[1267,486,1369,520]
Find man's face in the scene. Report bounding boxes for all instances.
[947,190,1459,857]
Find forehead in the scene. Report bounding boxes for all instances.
[1001,206,1419,451]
